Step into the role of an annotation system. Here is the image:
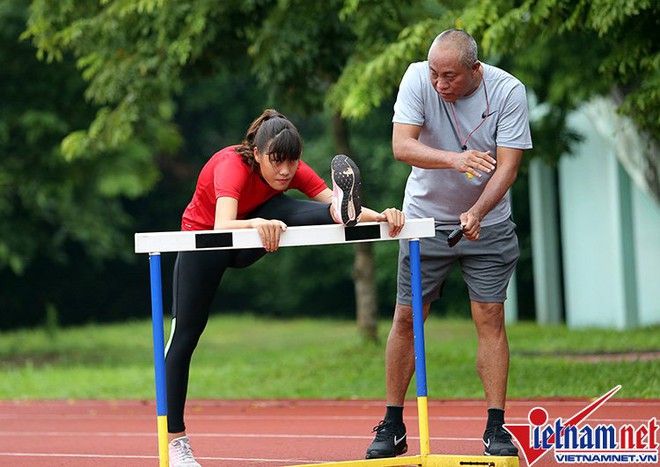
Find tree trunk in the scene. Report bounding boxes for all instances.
[331,112,379,342]
[353,242,379,341]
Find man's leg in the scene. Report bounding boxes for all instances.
[366,302,431,459]
[470,301,509,409]
[460,218,519,456]
[367,231,449,459]
[471,300,518,456]
[385,303,432,406]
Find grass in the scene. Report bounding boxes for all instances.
[0,315,658,400]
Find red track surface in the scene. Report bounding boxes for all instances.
[1,398,658,466]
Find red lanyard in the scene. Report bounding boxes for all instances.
[449,77,490,151]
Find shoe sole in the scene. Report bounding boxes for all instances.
[331,154,362,227]
[484,450,519,456]
[365,444,408,459]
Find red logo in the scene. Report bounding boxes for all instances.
[505,386,659,465]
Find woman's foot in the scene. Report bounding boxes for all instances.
[331,154,362,226]
[169,435,201,466]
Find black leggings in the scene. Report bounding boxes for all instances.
[166,195,334,433]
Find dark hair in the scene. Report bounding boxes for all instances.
[235,109,302,170]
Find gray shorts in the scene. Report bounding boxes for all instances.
[397,218,519,305]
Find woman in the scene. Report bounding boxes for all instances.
[167,109,404,466]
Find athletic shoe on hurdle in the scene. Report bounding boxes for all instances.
[483,424,519,456]
[365,420,408,459]
[331,154,362,227]
[168,436,201,466]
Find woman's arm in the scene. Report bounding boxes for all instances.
[214,197,250,230]
[214,197,286,252]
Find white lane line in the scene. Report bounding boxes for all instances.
[0,413,653,423]
[0,431,479,441]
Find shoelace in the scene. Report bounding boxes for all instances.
[171,439,195,462]
[488,424,513,441]
[372,420,396,440]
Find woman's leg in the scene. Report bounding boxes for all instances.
[230,195,334,268]
[254,194,334,226]
[166,250,233,434]
[167,197,332,431]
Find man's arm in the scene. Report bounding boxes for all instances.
[392,123,496,178]
[460,146,523,240]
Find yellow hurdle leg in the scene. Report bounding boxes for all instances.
[416,396,430,456]
[158,415,169,466]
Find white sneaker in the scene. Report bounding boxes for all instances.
[331,154,362,226]
[169,436,201,467]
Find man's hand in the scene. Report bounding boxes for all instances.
[459,211,482,241]
[455,150,496,178]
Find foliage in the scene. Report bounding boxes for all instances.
[483,0,659,142]
[247,0,353,114]
[24,0,215,159]
[0,0,140,273]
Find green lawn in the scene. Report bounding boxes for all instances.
[1,315,658,400]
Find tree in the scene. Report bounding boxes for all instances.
[3,0,258,327]
[0,0,150,275]
[247,0,387,340]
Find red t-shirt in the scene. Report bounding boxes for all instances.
[181,145,327,231]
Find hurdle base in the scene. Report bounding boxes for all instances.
[284,454,519,467]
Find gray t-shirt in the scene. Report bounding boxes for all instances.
[393,62,533,227]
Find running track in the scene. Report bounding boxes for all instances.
[1,398,658,466]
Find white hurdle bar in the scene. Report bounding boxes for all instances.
[135,218,515,467]
[135,218,435,254]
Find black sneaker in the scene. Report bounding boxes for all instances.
[331,154,362,227]
[483,424,519,456]
[365,420,408,459]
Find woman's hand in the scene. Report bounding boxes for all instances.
[250,218,288,252]
[374,208,406,237]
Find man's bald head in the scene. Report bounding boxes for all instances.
[428,29,478,70]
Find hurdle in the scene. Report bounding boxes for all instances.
[135,218,518,467]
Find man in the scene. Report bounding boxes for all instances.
[366,29,532,459]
